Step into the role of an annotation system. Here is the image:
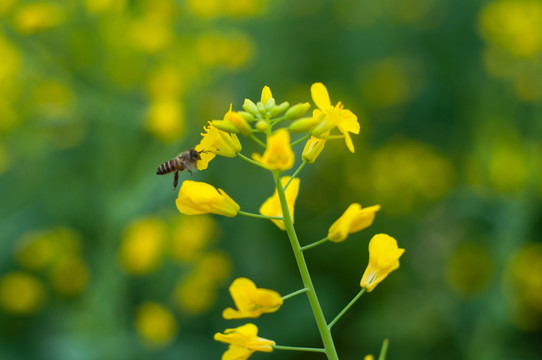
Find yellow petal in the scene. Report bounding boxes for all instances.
[311,82,331,110]
[223,278,282,319]
[360,234,404,292]
[328,204,380,242]
[251,129,294,171]
[259,177,299,230]
[176,181,240,217]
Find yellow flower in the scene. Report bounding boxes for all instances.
[195,122,242,170]
[176,180,240,217]
[252,129,295,171]
[214,323,275,360]
[328,204,381,242]
[225,103,252,136]
[302,136,327,164]
[223,278,283,319]
[360,234,405,292]
[310,82,360,153]
[135,302,178,347]
[259,176,299,230]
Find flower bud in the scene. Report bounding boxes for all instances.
[257,102,266,114]
[238,111,255,122]
[284,102,310,120]
[211,120,240,133]
[256,120,268,132]
[270,101,289,117]
[242,99,258,114]
[264,97,276,111]
[289,117,319,133]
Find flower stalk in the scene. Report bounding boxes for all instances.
[273,171,339,360]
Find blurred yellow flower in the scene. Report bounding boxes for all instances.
[360,234,405,292]
[16,227,82,270]
[195,31,254,70]
[223,278,283,319]
[479,0,542,58]
[173,251,231,314]
[310,82,359,153]
[195,122,242,170]
[119,218,166,274]
[170,215,217,262]
[135,302,178,347]
[252,129,295,171]
[0,272,45,314]
[302,136,327,164]
[214,323,275,360]
[129,17,173,53]
[507,243,542,313]
[176,180,240,217]
[146,97,185,143]
[49,255,90,296]
[259,176,299,230]
[328,204,381,243]
[14,3,65,34]
[84,0,126,14]
[364,355,375,360]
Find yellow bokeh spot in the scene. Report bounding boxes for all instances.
[120,218,166,274]
[0,272,45,314]
[14,3,65,34]
[446,243,492,296]
[129,17,173,53]
[368,139,454,213]
[186,0,221,18]
[146,66,186,99]
[0,35,21,83]
[507,243,542,313]
[16,227,82,270]
[488,142,528,193]
[0,0,18,15]
[135,302,178,347]
[479,0,542,58]
[49,255,90,296]
[146,97,185,143]
[195,31,254,70]
[84,0,126,14]
[170,215,217,262]
[361,57,424,108]
[223,0,266,17]
[174,251,231,314]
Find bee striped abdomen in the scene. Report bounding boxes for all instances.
[156,159,179,175]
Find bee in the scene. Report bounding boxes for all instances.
[156,148,202,190]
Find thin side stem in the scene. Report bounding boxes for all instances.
[378,339,389,360]
[290,133,311,147]
[273,171,339,360]
[250,133,267,148]
[238,211,283,220]
[328,288,366,329]
[237,152,268,169]
[284,160,307,190]
[301,237,329,251]
[282,288,308,301]
[273,345,326,353]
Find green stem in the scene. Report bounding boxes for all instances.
[301,237,329,251]
[284,160,307,190]
[378,339,389,360]
[328,288,366,329]
[238,211,283,220]
[270,116,286,127]
[273,345,326,353]
[273,171,339,360]
[237,152,268,169]
[290,133,311,147]
[250,134,267,148]
[282,288,308,301]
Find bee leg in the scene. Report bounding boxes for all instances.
[173,170,179,191]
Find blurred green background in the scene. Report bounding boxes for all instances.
[1,0,541,359]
